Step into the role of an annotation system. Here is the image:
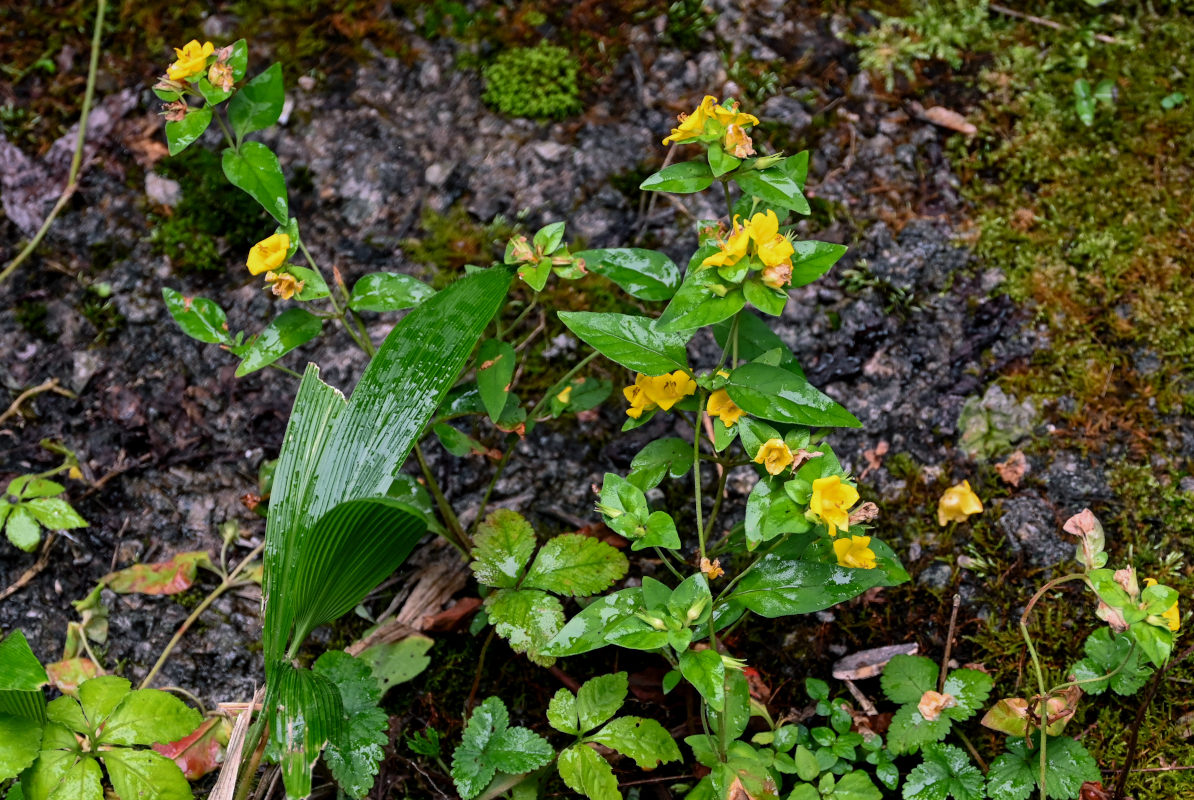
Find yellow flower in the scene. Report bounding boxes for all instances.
[706,389,743,427]
[702,219,750,269]
[937,480,984,526]
[247,233,291,276]
[709,98,759,129]
[264,271,304,300]
[640,370,696,411]
[556,386,573,404]
[662,95,716,144]
[754,438,794,476]
[724,123,755,158]
[1144,578,1181,632]
[810,475,860,536]
[167,40,214,82]
[833,535,878,569]
[746,210,795,268]
[623,375,657,419]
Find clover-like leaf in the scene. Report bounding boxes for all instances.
[522,534,629,598]
[451,697,553,800]
[589,716,681,769]
[98,685,202,746]
[1069,627,1152,696]
[314,651,389,799]
[881,655,939,705]
[902,744,983,800]
[987,735,1099,800]
[469,510,537,589]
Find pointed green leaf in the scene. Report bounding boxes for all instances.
[575,673,627,734]
[99,687,201,746]
[558,311,691,374]
[23,499,86,531]
[476,339,516,423]
[790,240,848,287]
[349,272,436,312]
[541,588,643,657]
[522,534,629,598]
[679,649,725,711]
[734,167,810,214]
[834,770,883,800]
[725,362,860,428]
[228,62,284,139]
[222,141,289,224]
[234,308,323,377]
[359,635,433,695]
[547,688,579,735]
[640,159,714,193]
[656,269,746,333]
[589,716,680,769]
[161,288,230,345]
[11,478,66,499]
[902,744,983,800]
[627,437,693,491]
[269,661,345,800]
[165,106,212,156]
[574,248,681,301]
[0,630,48,692]
[5,506,41,552]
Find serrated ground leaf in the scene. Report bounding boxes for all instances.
[487,726,554,774]
[903,744,983,800]
[522,534,629,597]
[470,510,537,589]
[152,717,228,780]
[1070,628,1152,696]
[0,630,48,691]
[882,655,939,705]
[104,747,192,800]
[103,551,214,595]
[986,749,1036,800]
[888,704,951,754]
[452,697,551,800]
[558,744,620,800]
[486,589,565,667]
[314,651,389,798]
[942,668,994,720]
[589,716,681,769]
[100,688,202,746]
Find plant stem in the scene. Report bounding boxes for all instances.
[721,180,734,220]
[939,594,961,694]
[140,542,265,690]
[413,441,470,556]
[1019,620,1048,800]
[0,0,106,287]
[702,466,729,543]
[955,728,988,774]
[693,390,707,560]
[1019,572,1087,627]
[213,107,237,151]
[1112,644,1194,799]
[529,351,600,420]
[465,628,496,713]
[297,239,374,357]
[654,547,685,580]
[470,444,514,536]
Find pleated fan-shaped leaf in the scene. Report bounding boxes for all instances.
[0,630,48,724]
[268,661,345,800]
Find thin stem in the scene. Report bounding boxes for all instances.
[702,466,729,543]
[1020,573,1088,627]
[139,542,265,689]
[1020,620,1048,800]
[470,444,514,536]
[297,240,374,356]
[693,390,707,560]
[466,629,497,713]
[653,547,685,581]
[529,351,600,419]
[212,107,237,151]
[267,362,303,379]
[939,594,961,694]
[413,442,470,557]
[506,298,538,334]
[721,180,734,220]
[955,728,988,774]
[0,0,106,287]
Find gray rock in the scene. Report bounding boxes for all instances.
[918,562,952,589]
[997,493,1071,568]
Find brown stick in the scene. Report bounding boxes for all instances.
[0,533,57,602]
[0,379,76,426]
[988,3,1127,45]
[939,593,961,693]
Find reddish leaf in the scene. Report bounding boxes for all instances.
[103,551,215,595]
[46,658,100,696]
[1080,782,1112,800]
[153,716,229,780]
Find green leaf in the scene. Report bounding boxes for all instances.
[164,106,212,156]
[287,498,427,647]
[835,770,883,800]
[533,222,566,253]
[433,422,486,457]
[575,248,680,301]
[788,784,820,800]
[1069,628,1152,696]
[289,266,330,301]
[234,308,323,377]
[547,688,579,735]
[575,673,627,734]
[161,288,230,344]
[486,589,565,667]
[32,753,103,800]
[557,744,620,800]
[10,477,66,499]
[268,661,345,800]
[743,278,787,316]
[0,630,49,693]
[558,311,691,374]
[882,656,939,705]
[679,648,725,711]
[24,498,86,531]
[358,635,433,695]
[636,511,680,551]
[590,715,681,769]
[476,339,516,424]
[988,735,1100,800]
[541,588,643,657]
[745,475,811,549]
[627,438,693,491]
[76,678,130,735]
[707,141,740,177]
[222,141,289,224]
[784,151,810,189]
[470,510,537,589]
[656,269,745,333]
[229,62,284,139]
[349,272,436,312]
[597,473,648,539]
[45,696,87,734]
[0,714,43,781]
[887,704,951,754]
[103,749,192,800]
[725,362,860,428]
[98,688,201,746]
[942,668,994,720]
[5,507,41,552]
[712,312,803,376]
[734,167,810,214]
[639,160,714,193]
[452,697,552,800]
[730,540,908,617]
[790,241,848,287]
[314,651,388,799]
[902,744,983,800]
[522,534,629,598]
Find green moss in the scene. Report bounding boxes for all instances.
[403,204,519,286]
[149,148,268,274]
[482,42,583,120]
[14,300,52,341]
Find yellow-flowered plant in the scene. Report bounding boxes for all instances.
[662,95,761,158]
[833,535,878,569]
[247,233,290,275]
[810,475,861,538]
[754,438,794,475]
[167,40,214,82]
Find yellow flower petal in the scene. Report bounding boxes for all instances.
[753,438,793,476]
[707,389,744,427]
[833,535,877,569]
[937,480,984,526]
[810,475,860,537]
[247,233,290,276]
[167,40,215,81]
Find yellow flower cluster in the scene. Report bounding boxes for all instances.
[703,210,796,290]
[622,371,696,419]
[246,233,304,300]
[662,95,760,157]
[937,480,983,526]
[1144,578,1181,632]
[167,40,214,82]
